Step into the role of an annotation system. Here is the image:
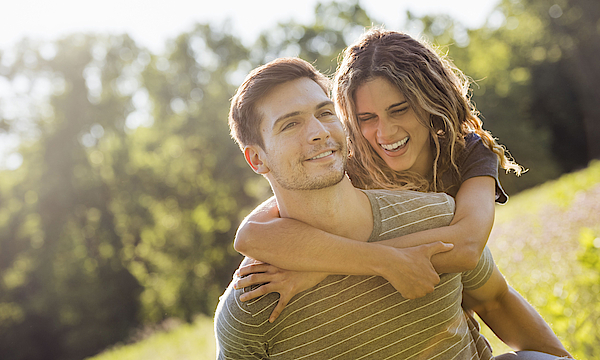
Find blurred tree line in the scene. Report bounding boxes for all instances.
[0,1,597,359]
[412,0,600,192]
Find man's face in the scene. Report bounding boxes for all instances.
[252,77,347,191]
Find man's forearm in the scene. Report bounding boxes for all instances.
[474,287,572,357]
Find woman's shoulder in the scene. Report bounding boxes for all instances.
[463,132,483,150]
[458,132,494,162]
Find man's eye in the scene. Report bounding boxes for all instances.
[282,122,297,130]
[358,116,374,122]
[317,110,334,119]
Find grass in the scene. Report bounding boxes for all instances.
[86,316,216,360]
[480,160,600,359]
[87,160,600,360]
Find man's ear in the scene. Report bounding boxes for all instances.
[244,145,270,174]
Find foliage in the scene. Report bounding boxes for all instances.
[408,0,600,194]
[0,35,144,360]
[88,162,600,360]
[483,160,600,359]
[0,0,598,359]
[0,2,374,359]
[85,316,216,360]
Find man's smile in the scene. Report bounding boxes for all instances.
[308,150,334,160]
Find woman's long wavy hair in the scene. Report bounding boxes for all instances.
[334,28,523,191]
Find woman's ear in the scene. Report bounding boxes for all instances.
[244,146,270,174]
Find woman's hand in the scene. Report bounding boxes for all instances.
[234,262,329,322]
[376,242,454,299]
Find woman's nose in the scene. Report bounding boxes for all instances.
[377,116,397,140]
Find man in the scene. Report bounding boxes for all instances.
[214,57,572,359]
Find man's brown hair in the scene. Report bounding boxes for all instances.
[229,57,330,150]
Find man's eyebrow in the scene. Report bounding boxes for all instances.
[272,100,335,130]
[316,100,334,109]
[272,111,301,130]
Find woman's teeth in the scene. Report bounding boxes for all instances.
[380,137,409,151]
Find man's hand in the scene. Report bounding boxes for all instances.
[234,262,328,323]
[376,241,454,299]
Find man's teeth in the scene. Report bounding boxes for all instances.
[310,151,333,160]
[380,137,409,151]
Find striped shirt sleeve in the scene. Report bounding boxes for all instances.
[461,246,494,290]
[214,284,270,359]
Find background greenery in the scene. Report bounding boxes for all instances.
[85,162,600,360]
[0,0,598,359]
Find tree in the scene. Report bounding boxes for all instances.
[523,0,600,169]
[2,0,595,358]
[405,0,600,193]
[0,35,143,360]
[0,2,375,358]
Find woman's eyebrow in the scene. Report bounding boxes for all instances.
[385,101,408,111]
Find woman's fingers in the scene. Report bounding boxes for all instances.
[234,273,274,289]
[269,294,292,323]
[237,263,272,277]
[239,283,272,302]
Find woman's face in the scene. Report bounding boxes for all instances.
[354,77,433,176]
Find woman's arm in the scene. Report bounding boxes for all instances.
[426,176,496,272]
[463,265,573,357]
[236,177,495,274]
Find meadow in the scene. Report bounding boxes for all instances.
[88,161,600,360]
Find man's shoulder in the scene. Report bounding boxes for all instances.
[362,189,455,240]
[363,189,455,211]
[214,283,275,358]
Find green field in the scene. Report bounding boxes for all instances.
[87,316,216,360]
[87,161,600,360]
[482,160,600,359]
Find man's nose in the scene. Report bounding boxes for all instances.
[307,117,331,143]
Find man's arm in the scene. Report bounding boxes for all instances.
[463,264,573,358]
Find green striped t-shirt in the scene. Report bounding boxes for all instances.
[215,189,494,359]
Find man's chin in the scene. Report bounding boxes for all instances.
[276,170,345,191]
[300,171,346,191]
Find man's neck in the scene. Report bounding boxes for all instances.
[271,176,373,242]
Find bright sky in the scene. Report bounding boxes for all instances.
[1,0,500,52]
[0,0,500,169]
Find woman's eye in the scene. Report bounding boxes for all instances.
[358,115,374,122]
[392,107,409,115]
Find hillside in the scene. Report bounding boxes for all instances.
[481,160,600,358]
